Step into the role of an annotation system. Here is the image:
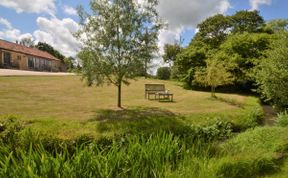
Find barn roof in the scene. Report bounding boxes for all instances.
[0,39,60,61]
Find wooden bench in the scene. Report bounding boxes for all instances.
[145,84,165,99]
[157,92,173,102]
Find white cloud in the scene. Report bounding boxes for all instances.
[156,0,230,53]
[157,0,230,31]
[158,29,182,54]
[0,0,56,16]
[0,17,12,29]
[0,15,81,57]
[63,5,78,16]
[0,17,33,42]
[33,17,81,57]
[249,0,271,10]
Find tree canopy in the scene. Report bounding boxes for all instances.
[194,56,234,97]
[231,10,264,33]
[162,43,182,65]
[173,10,273,90]
[256,32,288,109]
[264,19,288,33]
[35,42,65,61]
[19,37,34,48]
[194,14,232,48]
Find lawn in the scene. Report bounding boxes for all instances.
[0,75,261,138]
[2,75,288,178]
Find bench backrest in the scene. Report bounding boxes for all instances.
[145,84,165,92]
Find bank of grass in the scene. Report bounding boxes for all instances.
[169,126,288,178]
[1,117,288,177]
[0,76,262,138]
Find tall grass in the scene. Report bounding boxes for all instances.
[1,117,288,177]
[276,111,288,127]
[0,131,190,177]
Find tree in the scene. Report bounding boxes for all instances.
[156,67,170,80]
[141,28,159,78]
[194,14,232,48]
[162,43,182,67]
[231,10,264,33]
[64,57,76,71]
[194,56,234,97]
[219,32,271,87]
[173,40,207,87]
[19,37,34,47]
[256,32,288,109]
[264,19,288,33]
[35,42,65,61]
[76,0,162,108]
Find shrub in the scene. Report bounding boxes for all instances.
[157,67,171,80]
[276,111,288,127]
[0,116,23,144]
[171,120,233,144]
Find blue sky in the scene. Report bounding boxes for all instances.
[0,0,287,57]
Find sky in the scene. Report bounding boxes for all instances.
[0,0,287,58]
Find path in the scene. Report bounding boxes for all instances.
[0,69,75,76]
[262,105,277,126]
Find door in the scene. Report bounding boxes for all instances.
[3,52,11,66]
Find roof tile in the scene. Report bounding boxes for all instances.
[0,39,60,61]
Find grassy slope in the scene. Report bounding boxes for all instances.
[170,126,288,178]
[0,76,260,138]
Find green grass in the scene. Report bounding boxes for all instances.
[0,76,261,138]
[1,116,288,177]
[1,122,288,178]
[169,126,288,178]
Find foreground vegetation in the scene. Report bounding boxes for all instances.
[1,115,288,177]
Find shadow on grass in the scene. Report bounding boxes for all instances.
[88,107,186,134]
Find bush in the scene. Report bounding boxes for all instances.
[171,120,233,143]
[0,116,23,144]
[276,111,288,127]
[156,67,171,80]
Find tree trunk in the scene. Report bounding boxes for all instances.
[144,59,147,79]
[117,83,122,108]
[211,86,216,98]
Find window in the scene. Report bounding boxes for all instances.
[28,57,34,69]
[4,52,11,65]
[17,55,21,60]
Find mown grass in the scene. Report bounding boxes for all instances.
[0,76,261,138]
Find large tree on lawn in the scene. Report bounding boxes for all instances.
[76,0,162,108]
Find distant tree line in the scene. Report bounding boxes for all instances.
[162,10,288,110]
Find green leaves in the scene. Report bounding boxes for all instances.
[256,32,288,109]
[76,0,162,107]
[162,43,182,64]
[231,10,264,33]
[194,56,234,97]
[195,14,232,48]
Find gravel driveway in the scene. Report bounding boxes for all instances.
[0,69,75,76]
